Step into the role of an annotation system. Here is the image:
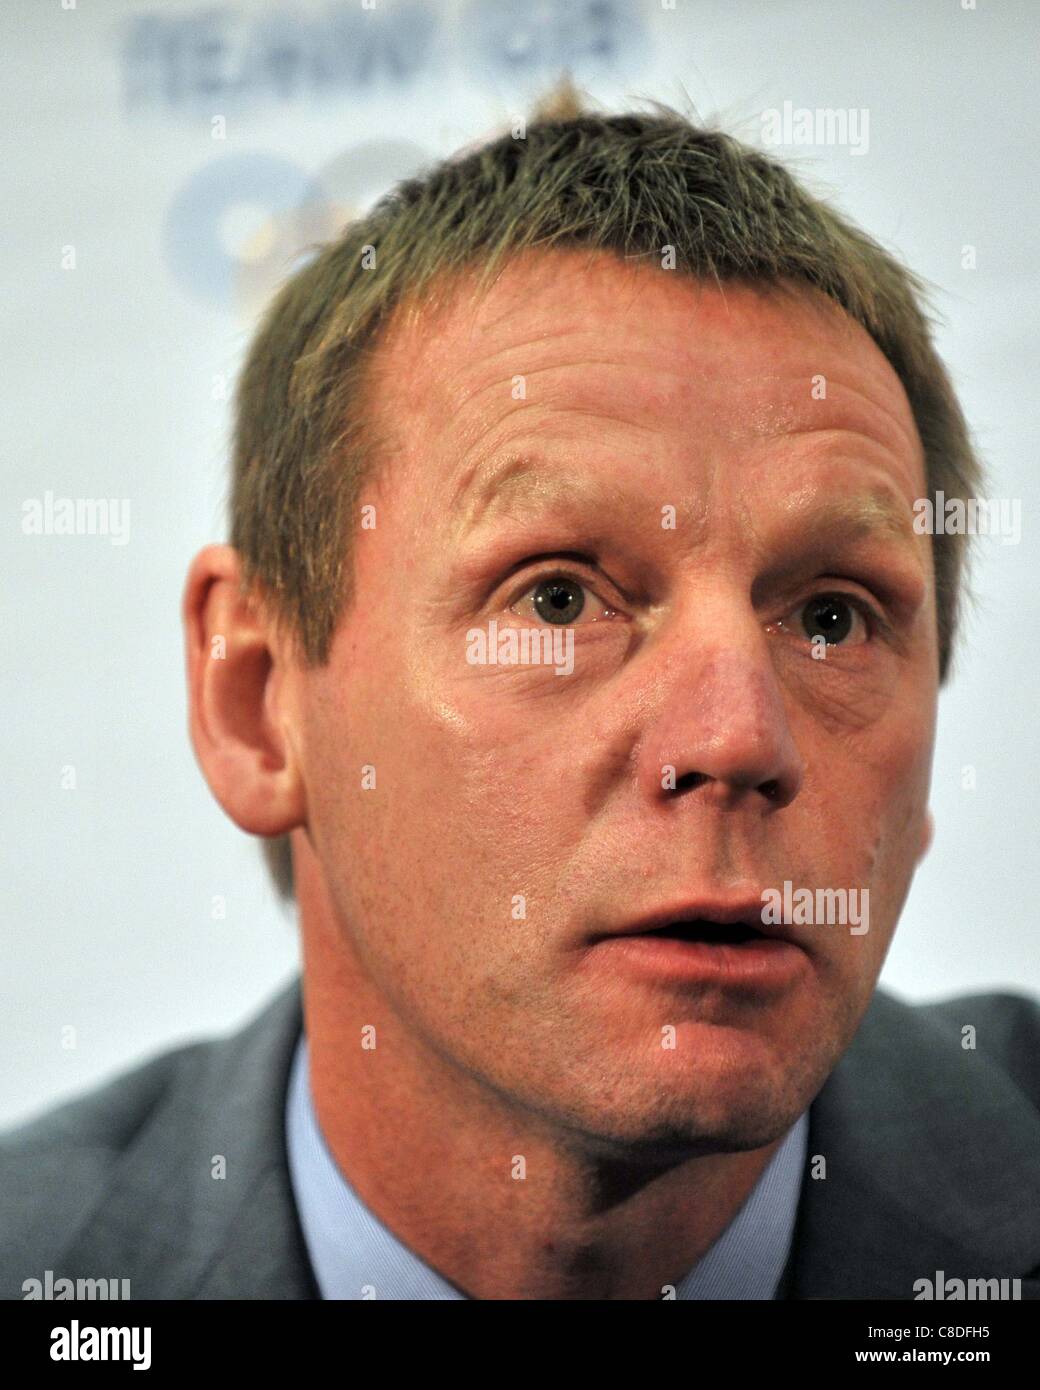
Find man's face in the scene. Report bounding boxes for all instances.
[294,248,937,1156]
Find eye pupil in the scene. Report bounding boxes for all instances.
[804,597,853,644]
[533,579,584,625]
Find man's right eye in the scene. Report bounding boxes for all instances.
[797,594,870,647]
[507,572,619,627]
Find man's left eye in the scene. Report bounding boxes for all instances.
[794,594,869,646]
[509,575,617,626]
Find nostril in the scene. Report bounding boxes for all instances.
[673,771,709,793]
[759,779,781,800]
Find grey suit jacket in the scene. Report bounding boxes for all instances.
[3,978,1039,1300]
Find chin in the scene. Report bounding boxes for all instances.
[551,1036,817,1163]
[564,1097,797,1167]
[636,1081,801,1157]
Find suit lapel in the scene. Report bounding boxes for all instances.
[57,977,319,1299]
[789,989,1040,1299]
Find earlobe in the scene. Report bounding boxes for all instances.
[183,544,306,838]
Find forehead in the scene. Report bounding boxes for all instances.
[361,247,924,506]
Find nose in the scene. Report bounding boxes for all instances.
[638,622,804,813]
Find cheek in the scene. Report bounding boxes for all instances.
[303,627,591,946]
[870,693,935,851]
[809,700,934,963]
[399,671,595,913]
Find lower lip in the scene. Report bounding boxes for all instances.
[589,934,807,988]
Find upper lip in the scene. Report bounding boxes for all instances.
[590,897,801,947]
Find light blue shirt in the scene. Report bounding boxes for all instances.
[285,1030,808,1299]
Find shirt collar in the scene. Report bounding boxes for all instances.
[286,1029,806,1299]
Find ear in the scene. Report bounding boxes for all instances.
[183,544,305,837]
[917,809,934,864]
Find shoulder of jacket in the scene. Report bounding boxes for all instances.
[0,1035,214,1298]
[910,988,1040,1108]
[853,985,1040,1118]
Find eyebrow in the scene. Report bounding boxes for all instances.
[454,452,918,554]
[452,454,626,535]
[778,491,915,549]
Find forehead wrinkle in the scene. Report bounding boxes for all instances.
[451,453,635,538]
[800,374,922,465]
[459,319,625,358]
[425,307,632,391]
[445,353,640,426]
[448,392,657,520]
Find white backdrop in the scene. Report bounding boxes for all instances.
[3,0,1038,1126]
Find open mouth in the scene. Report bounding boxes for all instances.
[587,909,804,984]
[637,919,764,946]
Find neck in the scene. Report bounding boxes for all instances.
[298,876,787,1301]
